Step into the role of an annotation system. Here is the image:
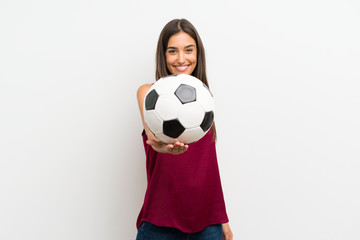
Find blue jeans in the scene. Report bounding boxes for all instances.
[136,221,223,240]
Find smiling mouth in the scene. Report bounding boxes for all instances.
[174,65,190,71]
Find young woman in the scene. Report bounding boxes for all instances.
[136,19,233,240]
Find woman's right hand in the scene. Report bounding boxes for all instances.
[146,139,189,155]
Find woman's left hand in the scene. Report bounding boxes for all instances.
[222,222,233,240]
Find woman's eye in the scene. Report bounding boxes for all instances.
[168,50,176,54]
[186,48,193,53]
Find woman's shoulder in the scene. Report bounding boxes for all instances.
[137,83,153,92]
[136,83,154,104]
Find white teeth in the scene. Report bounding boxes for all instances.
[176,66,188,70]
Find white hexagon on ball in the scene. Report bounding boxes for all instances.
[178,102,204,128]
[197,86,214,112]
[144,110,163,135]
[155,94,183,121]
[177,127,206,144]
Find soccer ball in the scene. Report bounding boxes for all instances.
[143,74,214,144]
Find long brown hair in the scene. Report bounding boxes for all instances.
[155,19,217,142]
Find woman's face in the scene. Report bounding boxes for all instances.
[166,31,197,75]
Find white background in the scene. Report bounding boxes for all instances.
[1,0,359,239]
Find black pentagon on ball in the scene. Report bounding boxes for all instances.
[145,89,159,110]
[200,111,214,132]
[174,84,196,104]
[163,119,185,138]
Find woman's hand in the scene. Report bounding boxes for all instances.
[146,139,188,155]
[222,222,233,240]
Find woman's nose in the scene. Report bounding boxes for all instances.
[177,52,185,64]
